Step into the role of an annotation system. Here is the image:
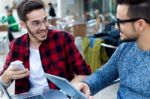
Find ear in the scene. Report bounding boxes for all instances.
[20,20,27,29]
[135,19,146,32]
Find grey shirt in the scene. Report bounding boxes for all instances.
[85,42,150,99]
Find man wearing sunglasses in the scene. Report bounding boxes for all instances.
[73,0,150,99]
[0,0,91,95]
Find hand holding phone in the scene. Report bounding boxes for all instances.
[8,60,25,70]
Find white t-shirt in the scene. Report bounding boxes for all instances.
[29,48,48,91]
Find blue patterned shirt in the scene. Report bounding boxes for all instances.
[85,42,150,99]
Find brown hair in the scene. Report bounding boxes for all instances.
[17,0,45,22]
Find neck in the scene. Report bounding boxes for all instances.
[30,37,41,49]
[137,30,150,51]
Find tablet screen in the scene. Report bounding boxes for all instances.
[44,73,87,99]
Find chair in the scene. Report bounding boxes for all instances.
[0,33,9,66]
[0,81,11,99]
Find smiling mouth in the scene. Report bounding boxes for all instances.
[38,30,48,34]
[120,32,123,36]
[40,32,47,36]
[119,30,123,34]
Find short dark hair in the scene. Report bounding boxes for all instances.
[117,0,150,21]
[17,0,45,22]
[48,3,52,6]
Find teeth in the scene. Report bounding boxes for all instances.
[38,32,45,34]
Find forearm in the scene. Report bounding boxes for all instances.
[1,75,12,85]
[0,75,12,88]
[85,71,107,95]
[85,66,118,95]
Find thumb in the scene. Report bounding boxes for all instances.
[82,83,91,97]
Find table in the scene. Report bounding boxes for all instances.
[12,88,69,99]
[0,31,7,40]
[0,83,69,99]
[0,24,8,31]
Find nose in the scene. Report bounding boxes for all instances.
[40,22,47,30]
[114,23,118,29]
[114,23,121,33]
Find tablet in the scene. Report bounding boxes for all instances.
[44,73,87,99]
[0,81,11,99]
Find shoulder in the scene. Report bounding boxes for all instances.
[116,42,135,55]
[10,33,28,48]
[47,29,74,41]
[119,42,134,50]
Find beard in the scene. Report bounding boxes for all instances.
[120,29,137,42]
[26,25,48,42]
[121,38,137,42]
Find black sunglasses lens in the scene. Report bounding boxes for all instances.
[116,22,120,29]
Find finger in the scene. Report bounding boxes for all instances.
[12,69,29,75]
[84,90,91,97]
[72,82,81,90]
[82,83,91,96]
[72,82,91,97]
[12,71,30,80]
[11,69,30,79]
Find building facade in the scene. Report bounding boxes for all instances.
[84,0,116,15]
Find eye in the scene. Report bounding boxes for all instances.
[43,19,48,23]
[116,18,121,23]
[32,22,40,26]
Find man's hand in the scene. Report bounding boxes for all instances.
[1,65,30,84]
[72,82,93,99]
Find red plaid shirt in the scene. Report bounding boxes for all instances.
[1,30,91,94]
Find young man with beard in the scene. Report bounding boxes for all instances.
[0,0,91,94]
[73,0,150,99]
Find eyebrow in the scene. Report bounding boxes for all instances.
[32,16,48,23]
